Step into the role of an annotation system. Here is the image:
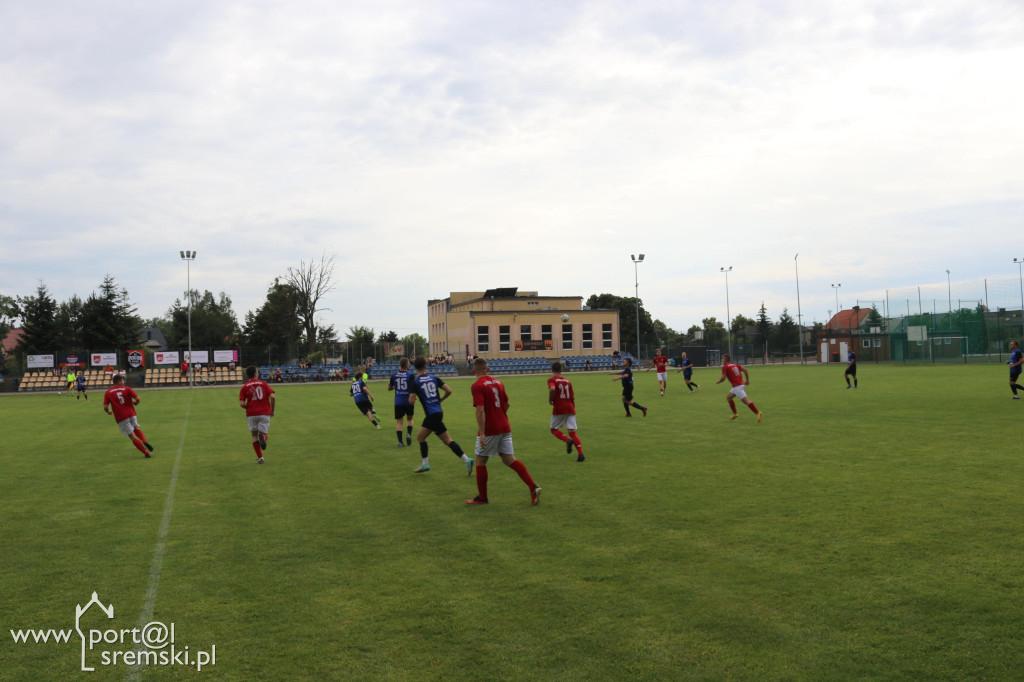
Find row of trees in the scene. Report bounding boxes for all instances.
[586,294,807,357]
[0,253,431,371]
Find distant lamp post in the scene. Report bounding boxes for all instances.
[1015,256,1024,319]
[721,267,733,358]
[946,269,952,329]
[795,253,803,364]
[631,254,645,361]
[180,250,196,388]
[831,283,842,328]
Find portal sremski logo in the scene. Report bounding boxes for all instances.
[9,592,216,673]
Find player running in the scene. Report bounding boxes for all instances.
[548,361,584,461]
[350,373,382,429]
[239,365,275,463]
[408,356,473,474]
[646,349,670,396]
[466,358,541,506]
[716,353,763,422]
[387,358,415,446]
[75,372,88,401]
[845,349,858,389]
[103,374,154,457]
[676,352,700,392]
[1008,340,1024,399]
[610,357,647,417]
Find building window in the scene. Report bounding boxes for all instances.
[541,325,552,342]
[562,324,573,350]
[862,339,870,348]
[520,325,532,342]
[477,326,489,352]
[499,325,511,352]
[602,323,613,349]
[528,301,538,306]
[873,339,881,348]
[582,324,593,350]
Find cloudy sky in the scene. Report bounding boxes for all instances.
[2,0,1023,339]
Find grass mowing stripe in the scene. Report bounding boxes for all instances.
[125,391,192,682]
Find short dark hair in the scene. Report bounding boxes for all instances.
[722,354,731,362]
[112,374,125,385]
[246,365,257,378]
[399,358,409,369]
[413,356,427,371]
[551,361,562,373]
[473,358,488,371]
[624,357,632,366]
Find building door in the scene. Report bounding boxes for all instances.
[820,341,828,362]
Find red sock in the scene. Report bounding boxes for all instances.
[475,466,489,499]
[570,432,582,451]
[133,428,147,442]
[728,399,737,415]
[509,460,536,489]
[252,442,262,457]
[132,439,148,454]
[550,428,569,443]
[747,402,759,414]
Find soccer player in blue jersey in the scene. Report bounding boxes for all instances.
[845,349,858,389]
[408,356,473,474]
[75,372,89,400]
[388,358,415,446]
[675,352,700,392]
[350,374,381,429]
[1007,340,1024,399]
[610,357,647,417]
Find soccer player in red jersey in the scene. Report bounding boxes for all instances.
[466,358,541,506]
[548,361,584,461]
[716,353,762,422]
[646,348,670,396]
[239,365,276,463]
[102,374,154,457]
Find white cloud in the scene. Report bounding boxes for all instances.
[1,0,1023,339]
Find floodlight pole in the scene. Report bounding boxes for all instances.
[831,283,842,328]
[795,253,803,364]
[946,269,952,329]
[721,267,733,358]
[1015,258,1024,326]
[631,254,645,361]
[180,250,196,388]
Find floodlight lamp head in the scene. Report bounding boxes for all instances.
[180,251,184,259]
[638,254,645,262]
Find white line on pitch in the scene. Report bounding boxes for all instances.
[125,392,192,682]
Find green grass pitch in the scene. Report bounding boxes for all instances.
[2,363,1022,680]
